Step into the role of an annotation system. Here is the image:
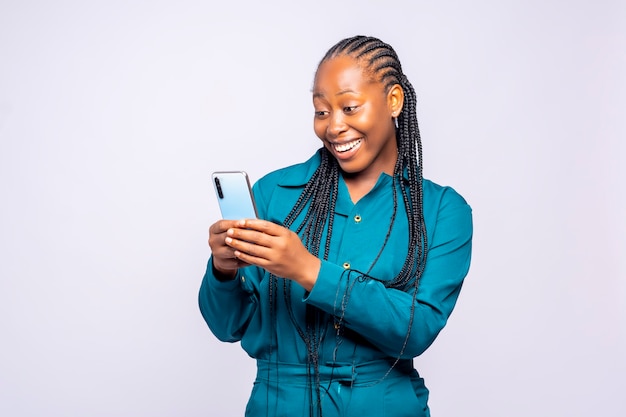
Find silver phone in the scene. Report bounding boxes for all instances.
[211,171,258,219]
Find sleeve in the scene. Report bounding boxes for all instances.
[303,188,473,358]
[197,179,272,343]
[198,259,260,342]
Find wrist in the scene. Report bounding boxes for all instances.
[295,255,321,292]
[211,262,237,282]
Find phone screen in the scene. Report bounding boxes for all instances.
[211,171,258,219]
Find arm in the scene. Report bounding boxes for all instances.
[198,258,261,342]
[198,217,265,343]
[216,172,472,358]
[198,177,283,343]
[305,191,473,358]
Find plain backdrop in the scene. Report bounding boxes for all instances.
[1,1,624,416]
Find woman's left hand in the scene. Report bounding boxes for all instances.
[224,219,321,291]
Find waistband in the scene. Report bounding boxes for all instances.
[255,358,415,386]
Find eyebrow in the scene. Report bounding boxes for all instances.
[312,89,358,99]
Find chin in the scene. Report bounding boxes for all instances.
[336,160,365,175]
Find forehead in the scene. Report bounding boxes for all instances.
[313,55,378,94]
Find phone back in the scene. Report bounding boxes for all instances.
[212,171,258,219]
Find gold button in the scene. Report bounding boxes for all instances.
[343,262,351,269]
[354,215,362,223]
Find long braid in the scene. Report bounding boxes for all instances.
[328,36,428,290]
[272,36,428,415]
[319,36,429,382]
[271,149,338,416]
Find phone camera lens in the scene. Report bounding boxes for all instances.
[214,177,224,199]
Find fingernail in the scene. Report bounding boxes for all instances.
[225,237,232,244]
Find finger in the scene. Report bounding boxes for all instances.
[225,235,273,261]
[210,219,240,235]
[232,248,270,270]
[227,228,274,248]
[213,245,252,268]
[237,219,283,236]
[215,257,251,271]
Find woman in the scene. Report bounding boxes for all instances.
[199,35,472,417]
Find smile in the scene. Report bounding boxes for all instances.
[333,139,362,153]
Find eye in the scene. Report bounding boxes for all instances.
[315,110,329,118]
[343,106,358,114]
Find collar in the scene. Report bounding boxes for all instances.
[276,149,323,187]
[276,148,413,188]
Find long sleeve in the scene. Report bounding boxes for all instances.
[303,185,472,358]
[197,170,275,345]
[198,152,473,364]
[198,258,262,343]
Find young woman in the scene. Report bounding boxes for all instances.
[199,35,473,417]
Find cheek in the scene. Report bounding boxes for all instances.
[313,120,326,140]
[363,113,394,137]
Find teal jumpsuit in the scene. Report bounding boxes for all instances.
[199,150,473,416]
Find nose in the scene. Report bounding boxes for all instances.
[327,111,348,138]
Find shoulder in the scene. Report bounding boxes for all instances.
[254,150,322,191]
[422,178,473,241]
[422,178,470,210]
[251,150,322,220]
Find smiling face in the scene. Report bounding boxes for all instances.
[312,55,404,182]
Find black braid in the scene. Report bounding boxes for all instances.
[320,35,429,385]
[271,36,428,416]
[322,35,428,289]
[268,150,339,416]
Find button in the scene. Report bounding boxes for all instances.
[241,276,246,283]
[354,215,362,223]
[343,262,351,269]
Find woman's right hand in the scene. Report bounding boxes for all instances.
[208,219,251,280]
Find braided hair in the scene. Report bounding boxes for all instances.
[268,36,428,416]
[299,35,428,288]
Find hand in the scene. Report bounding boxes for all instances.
[208,219,253,279]
[224,219,321,291]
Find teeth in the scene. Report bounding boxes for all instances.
[333,139,362,153]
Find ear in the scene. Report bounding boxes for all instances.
[387,84,405,118]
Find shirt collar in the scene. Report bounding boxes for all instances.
[276,148,414,188]
[276,149,323,187]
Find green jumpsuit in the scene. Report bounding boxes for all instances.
[199,150,473,416]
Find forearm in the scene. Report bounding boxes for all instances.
[304,261,449,357]
[198,257,258,342]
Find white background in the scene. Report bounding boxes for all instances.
[1,1,624,416]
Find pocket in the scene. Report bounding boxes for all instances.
[410,372,430,417]
[382,374,428,417]
[245,380,311,417]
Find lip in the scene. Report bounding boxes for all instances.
[329,138,363,159]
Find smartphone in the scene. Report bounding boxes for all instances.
[211,171,258,219]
